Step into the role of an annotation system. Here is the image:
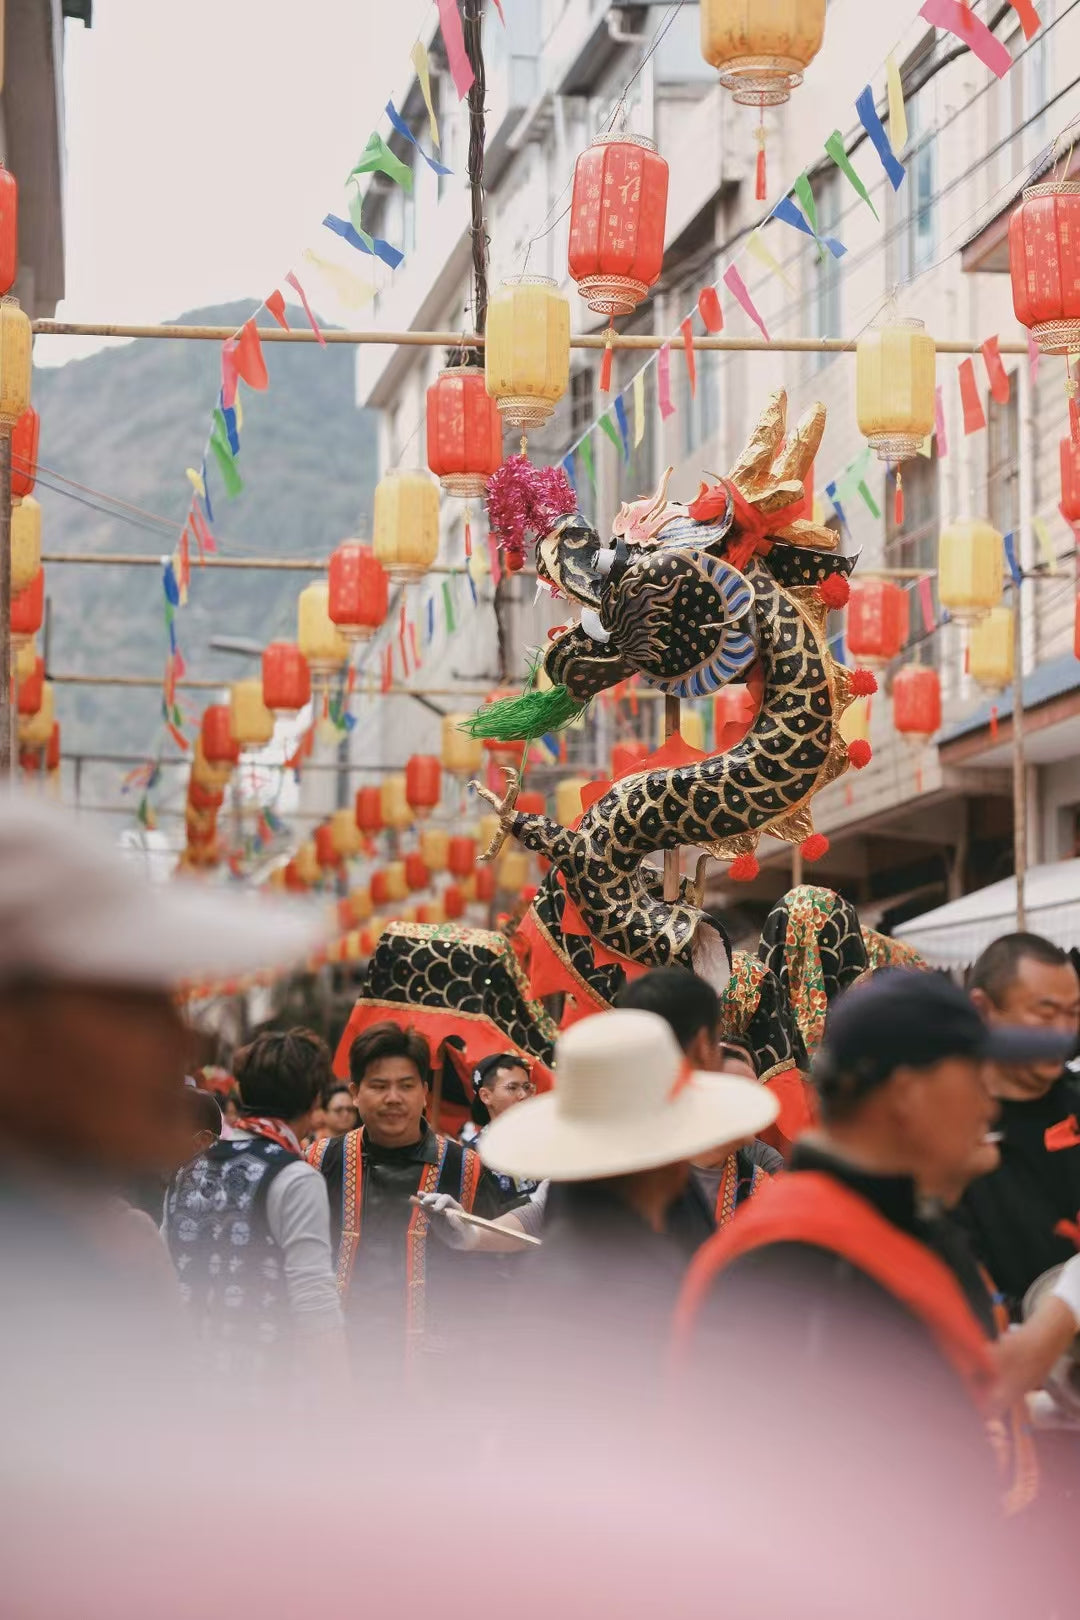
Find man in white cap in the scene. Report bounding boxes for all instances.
[477,1006,777,1391]
[0,792,325,1384]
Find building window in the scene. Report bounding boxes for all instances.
[570,367,595,436]
[885,452,940,663]
[987,377,1019,541]
[887,91,937,286]
[811,170,843,370]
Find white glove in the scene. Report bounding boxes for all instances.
[416,1191,479,1251]
[1050,1252,1080,1331]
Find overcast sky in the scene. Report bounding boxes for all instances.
[40,1,425,365]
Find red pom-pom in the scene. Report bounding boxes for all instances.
[846,739,872,770]
[848,667,878,697]
[728,853,760,882]
[486,454,577,561]
[800,834,830,863]
[818,573,850,609]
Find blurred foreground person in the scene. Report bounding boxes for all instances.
[480,1008,777,1397]
[962,933,1080,1312]
[0,791,323,1406]
[308,1022,507,1369]
[163,1029,346,1383]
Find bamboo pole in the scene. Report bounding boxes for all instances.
[40,552,536,578]
[30,319,1033,355]
[47,670,694,699]
[1012,592,1027,929]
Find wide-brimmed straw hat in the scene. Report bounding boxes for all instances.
[479,1008,778,1183]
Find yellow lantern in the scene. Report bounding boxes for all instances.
[555,775,589,826]
[0,298,32,425]
[485,276,571,430]
[420,826,450,871]
[294,841,321,888]
[839,698,871,747]
[265,866,287,893]
[937,519,1003,627]
[856,317,936,462]
[680,710,706,752]
[298,581,350,677]
[386,860,410,902]
[348,885,373,924]
[331,807,362,861]
[441,713,485,775]
[380,773,414,832]
[17,680,53,747]
[229,679,275,748]
[497,847,530,893]
[14,636,37,683]
[373,467,440,584]
[968,606,1015,692]
[700,0,826,106]
[11,493,40,593]
[192,734,234,791]
[460,873,477,904]
[418,900,446,926]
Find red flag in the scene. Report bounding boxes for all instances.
[234,318,269,390]
[697,286,724,333]
[264,290,290,330]
[980,335,1010,405]
[221,339,240,410]
[1006,0,1041,38]
[958,357,986,435]
[680,317,697,397]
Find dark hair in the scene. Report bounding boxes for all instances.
[715,1034,759,1075]
[322,1081,353,1108]
[470,1053,529,1128]
[967,932,1071,1006]
[184,1087,223,1137]
[234,1027,331,1121]
[348,1021,431,1089]
[615,966,719,1053]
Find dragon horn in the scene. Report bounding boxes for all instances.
[773,401,826,483]
[729,390,788,489]
[645,465,674,519]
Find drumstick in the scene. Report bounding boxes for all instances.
[410,1195,542,1247]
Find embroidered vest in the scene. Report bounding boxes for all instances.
[677,1171,996,1409]
[164,1136,298,1373]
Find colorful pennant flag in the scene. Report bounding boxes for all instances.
[917,575,935,634]
[774,176,846,260]
[1007,0,1042,39]
[437,0,475,100]
[934,384,949,457]
[1033,514,1057,569]
[216,404,240,456]
[1027,330,1040,387]
[746,228,795,291]
[234,319,269,390]
[410,41,441,150]
[680,317,697,396]
[302,249,377,309]
[886,54,908,154]
[697,286,724,332]
[284,272,326,345]
[613,393,630,461]
[324,212,404,270]
[980,335,1010,404]
[264,289,290,330]
[561,453,576,493]
[185,467,206,500]
[385,99,452,176]
[657,342,676,419]
[349,131,414,194]
[598,412,621,456]
[855,84,905,191]
[958,357,987,434]
[1003,531,1023,586]
[579,435,596,487]
[633,370,646,448]
[918,0,1012,78]
[825,130,879,220]
[722,263,769,341]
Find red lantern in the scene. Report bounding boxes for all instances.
[516,790,546,816]
[426,367,504,498]
[328,543,389,642]
[284,859,308,893]
[262,642,311,714]
[11,569,44,647]
[355,786,383,835]
[0,168,17,297]
[202,705,241,767]
[443,883,465,920]
[11,408,39,502]
[892,665,941,744]
[1009,181,1080,353]
[568,134,669,317]
[846,580,908,668]
[370,869,390,907]
[474,865,496,903]
[405,851,429,892]
[447,835,476,877]
[1060,437,1080,527]
[612,739,650,777]
[15,656,43,716]
[405,754,441,818]
[315,823,341,870]
[188,778,224,813]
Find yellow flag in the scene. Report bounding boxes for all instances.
[633,371,645,448]
[410,40,440,152]
[234,394,243,432]
[468,544,489,586]
[302,249,377,309]
[886,54,908,156]
[1033,514,1057,570]
[746,229,795,292]
[185,467,206,499]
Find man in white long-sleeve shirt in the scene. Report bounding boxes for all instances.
[164,1028,346,1383]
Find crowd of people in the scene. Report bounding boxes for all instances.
[4,794,1080,1616]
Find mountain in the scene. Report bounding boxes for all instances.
[31,300,379,807]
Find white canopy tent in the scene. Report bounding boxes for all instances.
[894,860,1080,969]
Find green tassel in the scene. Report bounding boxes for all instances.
[459,683,586,742]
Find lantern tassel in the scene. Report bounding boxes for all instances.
[464,503,473,560]
[894,465,904,528]
[600,320,615,395]
[755,108,767,203]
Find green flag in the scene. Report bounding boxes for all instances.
[825,131,879,221]
[348,132,413,195]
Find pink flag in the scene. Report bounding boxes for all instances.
[284,272,326,346]
[917,575,935,634]
[934,384,949,458]
[221,340,240,409]
[722,263,769,342]
[436,0,474,100]
[1027,330,1040,387]
[918,0,1012,79]
[657,343,676,420]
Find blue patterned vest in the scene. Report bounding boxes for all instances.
[164,1137,297,1376]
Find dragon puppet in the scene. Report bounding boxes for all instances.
[336,390,878,1144]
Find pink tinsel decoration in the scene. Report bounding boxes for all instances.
[486,454,577,571]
